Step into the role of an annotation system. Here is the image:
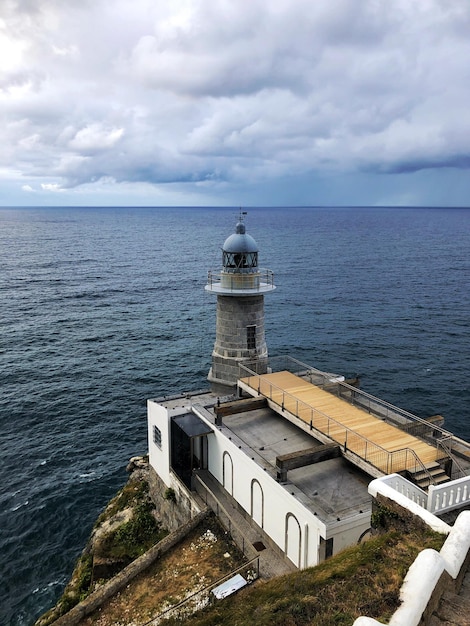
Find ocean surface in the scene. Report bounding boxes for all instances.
[1,206,469,625]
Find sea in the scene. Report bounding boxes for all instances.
[1,206,469,625]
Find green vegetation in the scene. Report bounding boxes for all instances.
[164,487,177,503]
[35,473,168,626]
[164,527,445,626]
[371,502,401,529]
[97,498,166,560]
[95,477,150,527]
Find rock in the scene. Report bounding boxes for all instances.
[126,455,149,473]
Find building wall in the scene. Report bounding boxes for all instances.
[205,423,326,568]
[207,429,369,567]
[148,399,192,488]
[148,400,370,569]
[148,400,171,486]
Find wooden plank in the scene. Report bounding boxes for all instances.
[276,443,342,470]
[240,371,439,472]
[215,397,267,417]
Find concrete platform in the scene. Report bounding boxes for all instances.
[220,403,372,528]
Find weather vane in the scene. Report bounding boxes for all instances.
[238,208,247,222]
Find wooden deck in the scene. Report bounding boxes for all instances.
[239,371,440,474]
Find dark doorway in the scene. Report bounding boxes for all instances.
[170,414,212,489]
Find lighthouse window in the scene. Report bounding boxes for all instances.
[247,325,256,350]
[153,425,162,449]
[223,251,258,269]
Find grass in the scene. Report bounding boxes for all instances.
[35,473,168,626]
[94,477,150,527]
[163,526,445,626]
[96,498,166,561]
[79,514,247,626]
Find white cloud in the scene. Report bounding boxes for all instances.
[0,0,470,206]
[41,182,63,192]
[68,125,124,153]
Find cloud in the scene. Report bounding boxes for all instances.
[68,124,124,153]
[41,182,63,192]
[1,0,470,205]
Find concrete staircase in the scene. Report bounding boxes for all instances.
[408,461,450,490]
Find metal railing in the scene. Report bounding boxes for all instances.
[238,363,439,484]
[437,436,467,479]
[146,558,259,625]
[192,473,259,561]
[206,268,275,291]
[240,355,454,450]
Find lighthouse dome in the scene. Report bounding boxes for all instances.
[222,221,259,271]
[223,221,259,254]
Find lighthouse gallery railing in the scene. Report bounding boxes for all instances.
[206,268,275,291]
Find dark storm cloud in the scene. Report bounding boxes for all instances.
[1,0,470,205]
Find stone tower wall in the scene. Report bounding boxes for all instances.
[210,294,267,385]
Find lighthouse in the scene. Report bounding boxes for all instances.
[206,214,276,390]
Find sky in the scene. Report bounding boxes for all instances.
[1,0,470,207]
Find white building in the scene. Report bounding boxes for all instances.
[147,217,372,569]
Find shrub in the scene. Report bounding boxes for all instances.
[164,487,177,503]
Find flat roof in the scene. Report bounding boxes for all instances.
[221,404,371,527]
[150,390,371,528]
[172,413,213,438]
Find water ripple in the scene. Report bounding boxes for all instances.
[1,206,469,625]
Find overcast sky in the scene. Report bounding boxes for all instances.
[1,0,470,207]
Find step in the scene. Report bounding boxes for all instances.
[414,473,450,489]
[412,467,448,481]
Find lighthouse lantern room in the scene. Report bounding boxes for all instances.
[205,214,276,390]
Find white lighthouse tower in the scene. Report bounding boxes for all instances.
[206,213,276,390]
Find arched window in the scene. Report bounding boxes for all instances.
[222,451,234,495]
[250,479,264,528]
[285,512,302,568]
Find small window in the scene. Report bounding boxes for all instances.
[153,425,162,449]
[247,325,256,350]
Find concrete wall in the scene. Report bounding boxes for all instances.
[204,416,369,568]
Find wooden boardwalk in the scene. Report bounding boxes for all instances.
[239,371,440,474]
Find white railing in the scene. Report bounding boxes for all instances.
[427,475,470,514]
[372,473,470,516]
[379,475,428,509]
